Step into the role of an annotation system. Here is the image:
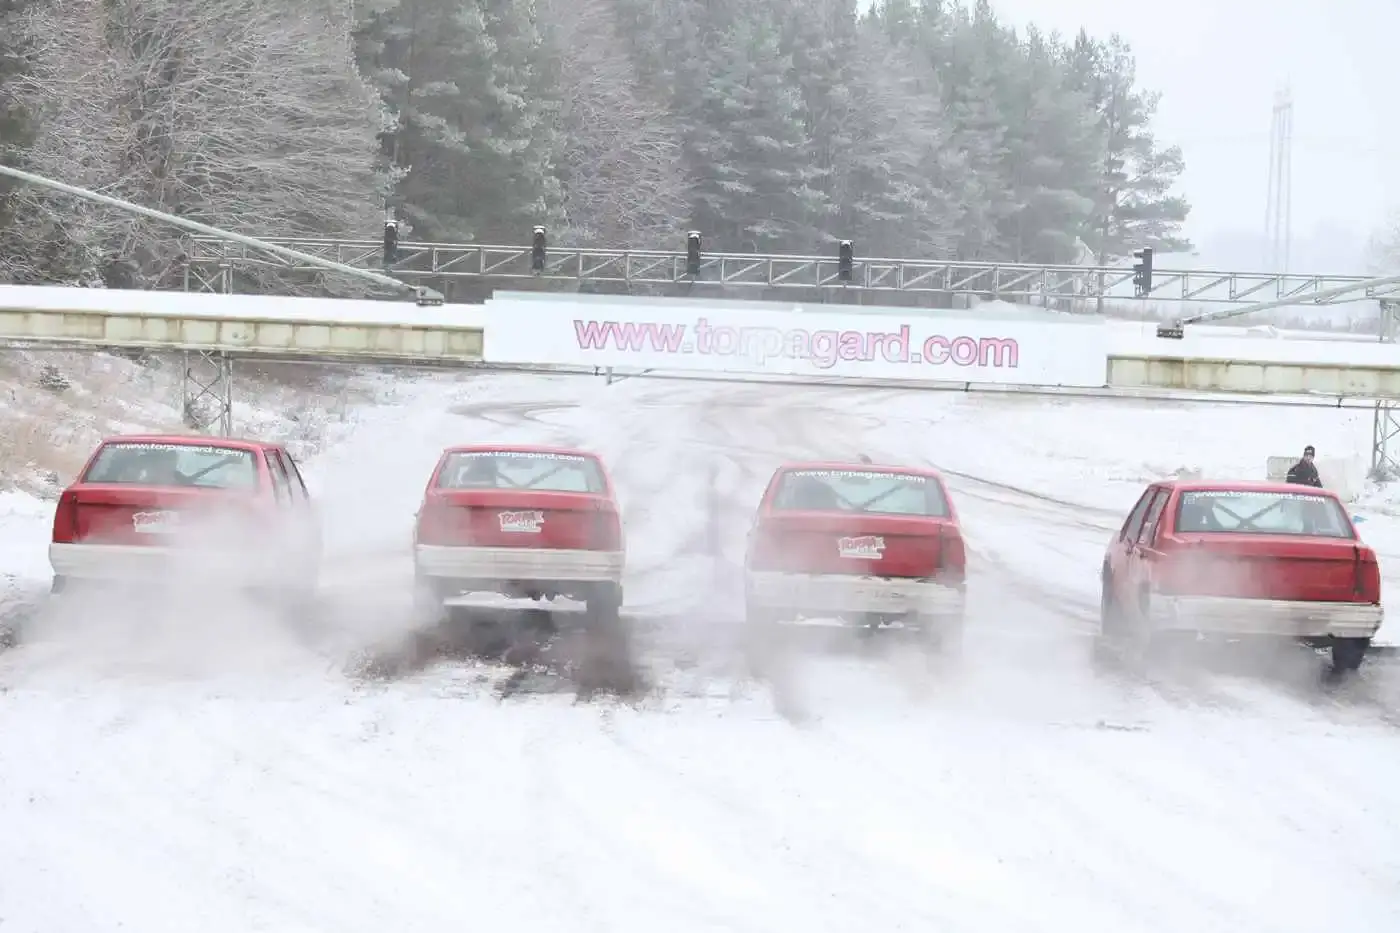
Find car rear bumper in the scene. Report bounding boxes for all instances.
[414,545,625,584]
[48,542,305,587]
[1150,594,1384,639]
[746,570,965,619]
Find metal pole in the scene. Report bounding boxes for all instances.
[1159,271,1400,335]
[0,164,444,304]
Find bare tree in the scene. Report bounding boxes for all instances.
[539,0,687,248]
[12,0,389,289]
[1368,210,1400,274]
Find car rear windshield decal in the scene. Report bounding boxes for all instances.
[787,470,925,481]
[455,451,587,461]
[103,443,243,455]
[1190,490,1326,501]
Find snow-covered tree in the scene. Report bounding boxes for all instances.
[14,0,389,287]
[355,0,563,242]
[1063,32,1192,263]
[684,2,824,251]
[536,0,686,246]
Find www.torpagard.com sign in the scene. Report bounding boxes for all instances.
[483,300,1109,388]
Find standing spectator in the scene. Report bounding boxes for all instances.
[1285,445,1323,487]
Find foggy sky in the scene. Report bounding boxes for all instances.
[990,0,1395,272]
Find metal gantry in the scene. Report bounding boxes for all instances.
[181,351,234,436]
[183,235,1400,307]
[0,165,442,437]
[1375,300,1400,478]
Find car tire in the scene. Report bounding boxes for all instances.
[1095,573,1127,664]
[743,602,783,678]
[918,611,963,658]
[1099,569,1124,636]
[412,576,447,627]
[1331,636,1369,673]
[585,582,623,627]
[50,574,68,596]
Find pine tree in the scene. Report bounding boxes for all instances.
[939,1,1015,261]
[848,7,963,257]
[684,3,824,251]
[1066,34,1192,262]
[537,0,686,246]
[995,26,1098,262]
[356,0,563,242]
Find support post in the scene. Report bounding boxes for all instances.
[180,250,235,436]
[1373,300,1400,479]
[181,351,233,436]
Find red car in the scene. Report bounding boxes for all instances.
[48,433,321,606]
[744,460,967,649]
[1100,480,1383,671]
[412,445,625,624]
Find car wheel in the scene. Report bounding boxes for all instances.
[413,576,447,627]
[50,574,68,596]
[1099,570,1125,636]
[917,611,963,658]
[1331,636,1369,673]
[1094,574,1127,663]
[585,582,623,627]
[279,582,320,634]
[743,602,784,677]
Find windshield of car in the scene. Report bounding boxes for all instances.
[437,451,607,493]
[82,443,259,490]
[1175,489,1354,539]
[772,469,948,517]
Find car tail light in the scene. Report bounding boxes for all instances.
[746,523,783,570]
[592,508,622,551]
[937,524,966,583]
[51,490,79,544]
[1355,547,1381,603]
[415,497,456,546]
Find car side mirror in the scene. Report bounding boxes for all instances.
[1353,514,1368,525]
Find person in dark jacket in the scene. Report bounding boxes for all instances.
[1285,445,1323,487]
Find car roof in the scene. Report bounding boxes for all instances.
[97,433,273,451]
[441,444,602,458]
[1165,479,1340,497]
[773,460,944,479]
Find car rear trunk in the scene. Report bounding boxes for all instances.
[418,489,618,550]
[67,485,255,545]
[749,511,951,578]
[1160,534,1373,602]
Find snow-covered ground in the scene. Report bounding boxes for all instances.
[3,370,1400,932]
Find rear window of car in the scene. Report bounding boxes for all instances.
[437,451,607,494]
[771,469,949,517]
[82,442,259,490]
[1176,489,1354,539]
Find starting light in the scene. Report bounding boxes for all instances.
[838,239,853,282]
[1132,246,1153,298]
[686,231,701,278]
[531,226,546,273]
[382,220,398,267]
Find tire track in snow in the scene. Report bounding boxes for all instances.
[541,713,940,931]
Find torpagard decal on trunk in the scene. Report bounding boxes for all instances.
[499,510,544,533]
[132,510,179,534]
[837,535,885,559]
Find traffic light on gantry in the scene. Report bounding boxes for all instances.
[382,220,398,267]
[1132,247,1153,298]
[531,226,546,273]
[838,240,854,283]
[686,231,701,278]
